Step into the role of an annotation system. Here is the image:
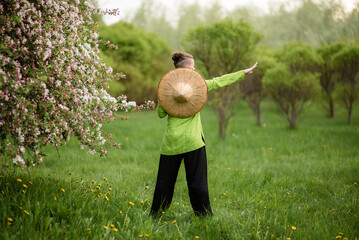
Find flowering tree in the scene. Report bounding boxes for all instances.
[0,0,154,167]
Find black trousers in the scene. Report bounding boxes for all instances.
[150,146,213,216]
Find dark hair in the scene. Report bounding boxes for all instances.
[172,51,193,68]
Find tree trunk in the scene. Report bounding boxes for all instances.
[218,109,226,138]
[218,119,224,138]
[256,103,262,127]
[289,107,296,129]
[329,97,334,118]
[347,102,352,125]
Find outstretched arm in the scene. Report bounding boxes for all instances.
[206,62,259,92]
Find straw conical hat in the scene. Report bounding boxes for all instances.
[157,68,208,118]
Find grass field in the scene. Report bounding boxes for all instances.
[1,102,359,240]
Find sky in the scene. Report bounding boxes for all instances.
[97,0,358,25]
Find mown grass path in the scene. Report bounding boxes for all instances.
[1,103,358,239]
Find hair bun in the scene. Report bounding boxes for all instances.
[171,51,193,67]
[172,55,180,62]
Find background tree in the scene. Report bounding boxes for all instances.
[131,0,177,50]
[183,19,262,137]
[98,21,172,103]
[126,0,359,51]
[317,42,345,118]
[332,45,359,124]
[239,49,276,126]
[263,42,323,128]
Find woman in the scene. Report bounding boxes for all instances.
[150,52,258,217]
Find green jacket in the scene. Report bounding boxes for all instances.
[158,70,245,155]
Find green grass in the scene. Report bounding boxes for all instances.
[1,102,359,240]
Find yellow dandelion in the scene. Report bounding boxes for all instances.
[2,191,5,195]
[91,189,94,192]
[145,234,149,237]
[343,238,348,240]
[98,183,101,186]
[17,179,22,182]
[223,193,227,196]
[24,210,30,215]
[76,181,79,183]
[195,236,200,239]
[354,182,357,185]
[109,187,112,191]
[253,227,256,230]
[96,186,100,190]
[103,177,108,181]
[271,234,274,238]
[172,220,176,224]
[28,181,32,185]
[139,234,143,238]
[91,180,95,184]
[97,195,101,198]
[286,238,291,240]
[88,185,92,189]
[141,201,144,204]
[110,224,115,228]
[145,186,149,189]
[107,191,111,195]
[227,168,231,170]
[105,196,109,201]
[162,211,165,214]
[103,226,108,230]
[22,190,25,193]
[0,175,4,178]
[23,184,27,188]
[68,172,72,175]
[119,211,123,214]
[54,196,57,201]
[8,218,13,222]
[268,147,272,151]
[87,228,91,231]
[164,222,168,224]
[287,192,290,195]
[61,188,65,192]
[114,228,118,232]
[331,208,336,211]
[267,226,269,229]
[339,232,344,236]
[292,226,296,230]
[336,236,342,239]
[129,201,134,206]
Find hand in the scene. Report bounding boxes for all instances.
[244,62,258,75]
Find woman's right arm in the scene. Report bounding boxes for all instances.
[206,62,258,92]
